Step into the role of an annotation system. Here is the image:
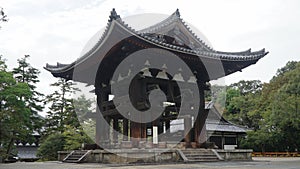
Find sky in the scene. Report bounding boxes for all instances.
[1,0,300,97]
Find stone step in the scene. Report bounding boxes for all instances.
[67,157,82,160]
[184,152,215,154]
[69,155,84,158]
[185,154,216,157]
[181,149,220,162]
[64,160,80,163]
[183,152,215,154]
[187,158,219,162]
[187,156,218,159]
[63,150,89,163]
[72,153,86,155]
[182,150,212,153]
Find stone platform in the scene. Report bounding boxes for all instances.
[58,149,253,164]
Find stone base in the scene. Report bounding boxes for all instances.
[58,148,253,163]
[58,149,181,164]
[216,149,253,161]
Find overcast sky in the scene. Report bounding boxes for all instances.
[1,0,300,96]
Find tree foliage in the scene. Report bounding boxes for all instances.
[62,125,93,151]
[38,93,94,160]
[0,56,32,159]
[223,61,300,152]
[44,78,79,134]
[36,133,65,161]
[12,55,44,133]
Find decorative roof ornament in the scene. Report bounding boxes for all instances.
[109,8,120,22]
[175,9,180,17]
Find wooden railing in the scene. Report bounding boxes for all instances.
[252,152,299,157]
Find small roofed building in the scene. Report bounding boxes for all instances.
[168,102,247,149]
[45,8,267,151]
[205,104,247,150]
[14,132,41,161]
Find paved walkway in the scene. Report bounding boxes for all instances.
[1,157,300,169]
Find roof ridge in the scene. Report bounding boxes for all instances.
[138,9,214,51]
[177,15,214,51]
[138,9,179,34]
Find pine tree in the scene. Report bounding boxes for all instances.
[12,55,44,132]
[45,78,80,134]
[0,56,32,159]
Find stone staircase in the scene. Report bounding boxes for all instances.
[63,150,91,163]
[179,149,221,162]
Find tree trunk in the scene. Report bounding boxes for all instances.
[6,137,15,159]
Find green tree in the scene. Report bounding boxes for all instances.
[73,95,95,122]
[230,80,262,95]
[44,78,79,134]
[0,56,32,159]
[62,125,93,151]
[275,61,297,77]
[267,62,300,151]
[239,61,300,152]
[220,80,263,129]
[73,95,96,142]
[36,133,65,161]
[12,55,44,133]
[38,94,95,160]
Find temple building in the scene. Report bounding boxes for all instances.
[206,107,247,150]
[45,9,267,163]
[170,103,247,150]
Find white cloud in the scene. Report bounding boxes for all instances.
[0,0,299,102]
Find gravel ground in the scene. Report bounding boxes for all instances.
[1,157,299,169]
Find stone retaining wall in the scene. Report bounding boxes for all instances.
[216,149,253,161]
[58,149,181,164]
[58,149,253,163]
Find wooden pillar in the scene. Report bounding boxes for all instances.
[106,117,112,144]
[158,121,163,135]
[130,121,141,147]
[141,123,147,141]
[113,118,119,144]
[165,120,170,133]
[96,89,109,146]
[163,111,170,134]
[194,83,208,146]
[123,119,128,141]
[221,133,225,149]
[95,109,102,145]
[184,116,192,147]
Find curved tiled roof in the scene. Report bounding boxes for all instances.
[138,9,214,51]
[205,104,248,133]
[45,8,268,80]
